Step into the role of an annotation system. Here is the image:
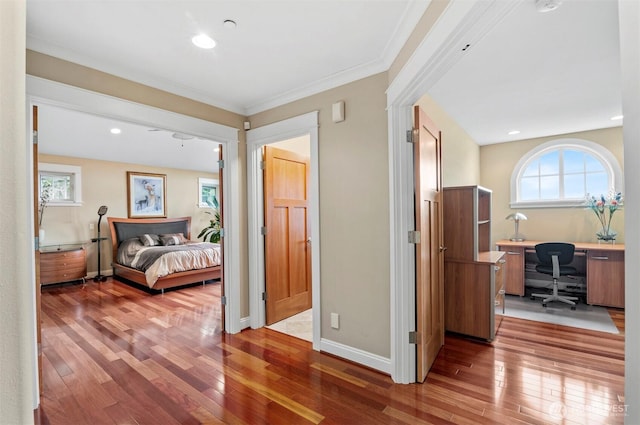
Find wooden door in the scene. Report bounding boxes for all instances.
[413,105,444,382]
[264,146,311,325]
[33,105,43,394]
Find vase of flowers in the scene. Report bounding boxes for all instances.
[585,191,623,243]
[38,184,52,242]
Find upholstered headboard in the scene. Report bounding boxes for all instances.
[107,216,191,260]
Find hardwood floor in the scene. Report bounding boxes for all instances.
[35,279,625,424]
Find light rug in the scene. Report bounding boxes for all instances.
[501,294,619,334]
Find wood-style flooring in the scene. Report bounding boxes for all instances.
[35,279,625,424]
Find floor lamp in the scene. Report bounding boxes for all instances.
[92,205,108,282]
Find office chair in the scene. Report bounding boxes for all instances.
[531,242,579,310]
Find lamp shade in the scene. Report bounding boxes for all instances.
[505,212,527,221]
[506,212,527,241]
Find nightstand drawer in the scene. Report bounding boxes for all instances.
[40,248,86,285]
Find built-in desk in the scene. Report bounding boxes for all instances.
[496,240,624,308]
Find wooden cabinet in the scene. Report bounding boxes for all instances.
[444,253,505,341]
[587,250,624,308]
[443,186,504,341]
[443,186,492,261]
[40,247,86,285]
[497,245,525,296]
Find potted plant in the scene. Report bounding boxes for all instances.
[198,195,221,243]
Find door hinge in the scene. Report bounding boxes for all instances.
[221,295,227,305]
[260,226,267,235]
[408,230,421,244]
[33,130,38,145]
[409,331,420,344]
[262,292,267,301]
[260,160,266,170]
[218,159,225,169]
[406,129,418,143]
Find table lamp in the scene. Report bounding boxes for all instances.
[506,212,527,242]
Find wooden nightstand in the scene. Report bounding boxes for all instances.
[40,245,87,285]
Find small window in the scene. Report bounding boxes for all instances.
[198,177,218,208]
[39,163,82,206]
[510,139,622,208]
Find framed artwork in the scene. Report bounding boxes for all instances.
[198,177,219,208]
[127,171,167,218]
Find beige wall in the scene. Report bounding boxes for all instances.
[480,127,625,245]
[39,154,217,276]
[250,73,391,357]
[416,93,480,187]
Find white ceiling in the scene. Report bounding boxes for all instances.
[28,0,623,169]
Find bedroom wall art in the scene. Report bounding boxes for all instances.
[127,171,167,218]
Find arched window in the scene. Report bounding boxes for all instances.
[510,139,623,208]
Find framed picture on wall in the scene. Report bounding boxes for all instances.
[127,171,167,218]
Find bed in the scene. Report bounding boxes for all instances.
[107,216,222,292]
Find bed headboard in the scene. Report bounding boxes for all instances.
[107,216,191,260]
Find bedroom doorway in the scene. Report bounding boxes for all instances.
[27,76,242,337]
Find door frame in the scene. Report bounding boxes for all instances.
[246,112,321,350]
[25,76,243,337]
[386,0,518,383]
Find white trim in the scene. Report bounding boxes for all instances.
[246,111,321,350]
[386,0,520,383]
[319,338,391,375]
[26,76,243,336]
[509,138,624,208]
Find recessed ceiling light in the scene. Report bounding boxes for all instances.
[110,128,121,134]
[508,130,521,135]
[223,19,237,29]
[192,34,216,49]
[611,115,624,121]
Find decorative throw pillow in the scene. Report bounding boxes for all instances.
[159,233,187,246]
[139,233,160,247]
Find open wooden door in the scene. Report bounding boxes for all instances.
[263,146,311,325]
[33,105,43,394]
[413,105,444,382]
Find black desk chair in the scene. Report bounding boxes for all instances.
[531,242,579,310]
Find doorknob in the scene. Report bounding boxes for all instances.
[439,246,447,252]
[306,237,312,244]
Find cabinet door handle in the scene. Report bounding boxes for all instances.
[494,266,501,271]
[499,289,505,295]
[591,256,609,260]
[439,246,447,252]
[507,251,521,255]
[495,300,501,306]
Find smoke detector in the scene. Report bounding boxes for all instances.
[535,0,562,12]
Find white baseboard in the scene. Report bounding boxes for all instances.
[239,316,251,330]
[319,338,391,375]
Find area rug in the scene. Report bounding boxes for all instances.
[501,294,619,334]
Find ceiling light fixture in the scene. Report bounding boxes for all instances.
[611,115,624,121]
[508,130,521,135]
[110,128,121,134]
[535,0,562,13]
[223,19,237,29]
[192,34,216,49]
[172,132,194,140]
